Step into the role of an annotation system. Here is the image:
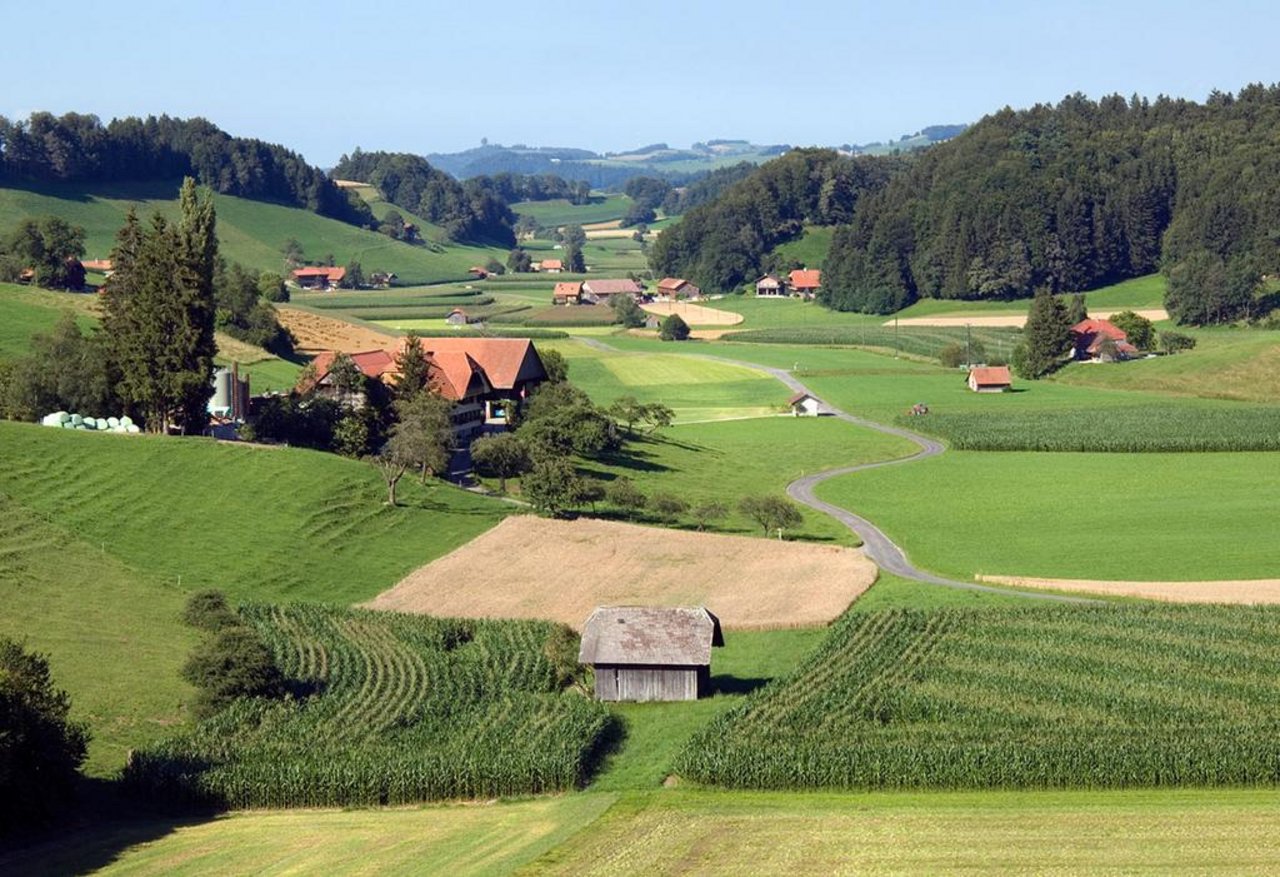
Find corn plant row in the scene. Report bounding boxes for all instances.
[719,325,1021,358]
[675,605,1280,790]
[123,604,614,809]
[899,406,1280,452]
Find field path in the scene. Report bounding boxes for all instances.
[886,308,1168,328]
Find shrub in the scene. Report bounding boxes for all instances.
[182,590,239,632]
[659,313,690,341]
[181,624,286,719]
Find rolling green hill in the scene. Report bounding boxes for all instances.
[0,422,508,774]
[0,181,506,285]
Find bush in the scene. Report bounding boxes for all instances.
[1159,331,1198,354]
[659,313,690,341]
[181,624,286,719]
[0,637,90,830]
[937,340,986,368]
[183,590,240,632]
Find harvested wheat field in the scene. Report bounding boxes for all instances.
[885,308,1168,329]
[367,515,876,629]
[642,301,745,326]
[278,307,398,354]
[980,574,1280,604]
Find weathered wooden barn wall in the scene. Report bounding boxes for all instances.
[593,664,709,702]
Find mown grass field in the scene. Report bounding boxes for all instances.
[511,195,632,227]
[540,338,789,421]
[817,449,1280,581]
[0,181,507,284]
[769,224,834,271]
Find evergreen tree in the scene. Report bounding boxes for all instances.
[395,332,431,400]
[1015,289,1072,379]
[102,180,218,434]
[1065,293,1088,325]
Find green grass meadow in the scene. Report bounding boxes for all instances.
[511,195,632,227]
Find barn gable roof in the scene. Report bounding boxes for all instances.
[578,606,723,666]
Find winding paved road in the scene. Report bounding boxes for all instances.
[689,349,1100,605]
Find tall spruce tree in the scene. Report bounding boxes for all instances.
[102,178,218,433]
[1014,289,1072,379]
[394,332,431,400]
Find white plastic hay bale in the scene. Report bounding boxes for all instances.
[58,411,70,423]
[83,416,97,428]
[107,417,120,428]
[125,424,141,434]
[69,414,83,426]
[61,421,75,429]
[120,415,134,427]
[41,413,63,427]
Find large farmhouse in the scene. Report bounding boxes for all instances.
[578,606,724,702]
[292,266,347,290]
[1071,318,1138,361]
[581,278,645,304]
[299,338,547,442]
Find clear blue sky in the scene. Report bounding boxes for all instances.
[6,0,1276,166]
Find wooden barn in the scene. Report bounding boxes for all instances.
[578,606,724,702]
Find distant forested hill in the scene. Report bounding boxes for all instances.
[822,86,1280,321]
[647,148,906,293]
[0,112,371,227]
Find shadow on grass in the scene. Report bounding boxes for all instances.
[0,776,219,877]
[711,675,772,696]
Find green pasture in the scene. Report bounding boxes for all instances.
[574,417,915,544]
[769,224,834,270]
[0,282,98,358]
[511,195,632,227]
[817,449,1280,581]
[541,339,788,421]
[0,181,506,284]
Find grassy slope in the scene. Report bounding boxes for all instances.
[0,422,506,603]
[818,450,1280,581]
[770,225,834,270]
[0,181,505,284]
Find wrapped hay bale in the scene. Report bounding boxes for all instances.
[41,413,64,427]
[107,416,120,428]
[69,414,83,426]
[120,416,134,428]
[83,416,97,428]
[125,424,141,434]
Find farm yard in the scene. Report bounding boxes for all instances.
[367,515,878,629]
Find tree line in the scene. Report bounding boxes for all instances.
[0,112,371,226]
[647,148,905,294]
[820,85,1280,323]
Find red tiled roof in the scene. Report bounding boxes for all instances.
[553,281,583,298]
[292,266,347,281]
[429,351,491,401]
[413,337,546,390]
[788,269,822,289]
[81,259,113,271]
[1070,318,1126,341]
[788,391,816,405]
[303,349,398,392]
[582,278,643,296]
[540,259,563,270]
[969,366,1012,386]
[657,277,689,291]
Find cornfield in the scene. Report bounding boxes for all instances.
[675,605,1280,790]
[123,604,615,809]
[900,406,1280,452]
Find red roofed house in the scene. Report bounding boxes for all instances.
[788,269,822,300]
[553,281,583,306]
[1070,318,1139,362]
[539,259,564,274]
[967,365,1013,393]
[416,337,548,428]
[292,266,347,290]
[657,278,701,300]
[580,278,644,304]
[302,349,400,407]
[81,259,114,276]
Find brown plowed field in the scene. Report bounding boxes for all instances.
[278,307,398,354]
[980,574,1280,604]
[641,301,744,326]
[366,515,876,629]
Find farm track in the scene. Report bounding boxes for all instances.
[582,336,1096,604]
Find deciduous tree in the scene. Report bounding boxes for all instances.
[739,495,803,536]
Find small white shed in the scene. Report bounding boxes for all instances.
[788,392,825,416]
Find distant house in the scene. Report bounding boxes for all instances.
[644,314,661,330]
[468,266,490,280]
[578,606,724,702]
[657,277,701,300]
[756,273,787,297]
[553,281,584,306]
[788,269,821,299]
[81,259,114,277]
[539,259,564,274]
[445,308,468,326]
[581,278,644,304]
[369,271,397,288]
[967,365,1013,393]
[1070,318,1138,362]
[788,391,826,416]
[291,266,347,290]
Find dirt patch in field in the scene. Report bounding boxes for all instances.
[366,515,876,629]
[278,307,398,354]
[885,308,1169,328]
[980,574,1280,604]
[641,302,745,327]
